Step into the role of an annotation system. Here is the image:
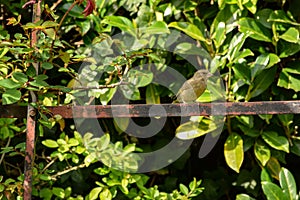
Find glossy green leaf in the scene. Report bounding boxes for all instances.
[146,84,160,104]
[238,17,272,42]
[261,168,272,182]
[0,79,20,89]
[269,10,300,26]
[279,27,299,43]
[99,87,117,105]
[42,62,54,70]
[251,54,270,79]
[89,187,102,200]
[278,69,300,92]
[266,157,281,180]
[211,4,244,34]
[52,187,65,198]
[142,21,170,34]
[42,139,59,148]
[233,48,254,63]
[255,9,272,29]
[176,117,218,140]
[262,131,289,153]
[2,89,21,105]
[254,139,270,166]
[261,181,286,200]
[12,72,28,84]
[102,16,136,36]
[180,184,189,195]
[224,132,244,173]
[244,0,258,14]
[212,22,226,49]
[248,66,277,99]
[228,32,249,62]
[279,167,297,200]
[174,42,211,59]
[236,194,256,200]
[126,69,153,88]
[168,22,206,42]
[99,188,112,200]
[278,40,300,58]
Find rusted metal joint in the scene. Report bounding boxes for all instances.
[29,108,36,117]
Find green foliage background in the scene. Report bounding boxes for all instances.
[1,0,300,199]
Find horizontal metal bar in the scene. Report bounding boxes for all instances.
[1,101,300,118]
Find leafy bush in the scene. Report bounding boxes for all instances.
[1,0,300,199]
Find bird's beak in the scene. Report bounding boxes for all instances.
[207,72,213,78]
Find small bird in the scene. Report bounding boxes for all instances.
[174,69,212,103]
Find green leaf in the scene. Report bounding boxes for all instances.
[102,16,136,36]
[142,21,170,34]
[176,117,218,139]
[269,10,300,26]
[12,72,28,84]
[52,187,65,198]
[179,184,189,195]
[279,27,299,43]
[248,66,277,99]
[174,42,211,59]
[2,89,21,105]
[255,9,272,29]
[278,40,300,58]
[0,79,20,89]
[278,68,300,92]
[224,132,244,173]
[211,4,244,34]
[262,131,289,153]
[236,194,256,200]
[126,69,153,88]
[146,84,160,104]
[99,87,117,105]
[68,138,79,146]
[261,181,286,200]
[251,54,270,79]
[42,139,59,148]
[89,187,102,200]
[238,17,272,42]
[279,167,297,200]
[261,168,272,182]
[168,22,206,42]
[99,188,112,200]
[41,62,54,70]
[212,22,226,49]
[97,134,110,151]
[228,32,249,62]
[254,139,270,166]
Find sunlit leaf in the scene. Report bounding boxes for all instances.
[224,132,244,173]
[262,131,289,153]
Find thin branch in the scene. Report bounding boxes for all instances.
[51,163,86,180]
[0,137,11,166]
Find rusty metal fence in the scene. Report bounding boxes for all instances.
[1,100,300,199]
[1,1,300,200]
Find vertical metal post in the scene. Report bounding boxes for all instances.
[23,0,41,199]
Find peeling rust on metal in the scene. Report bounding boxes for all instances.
[23,106,36,200]
[1,101,300,119]
[47,100,300,118]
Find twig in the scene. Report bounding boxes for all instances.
[50,0,62,10]
[0,137,11,166]
[51,163,86,180]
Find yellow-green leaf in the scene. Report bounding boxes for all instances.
[168,22,206,42]
[224,132,244,173]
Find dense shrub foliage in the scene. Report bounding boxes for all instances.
[1,0,300,199]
